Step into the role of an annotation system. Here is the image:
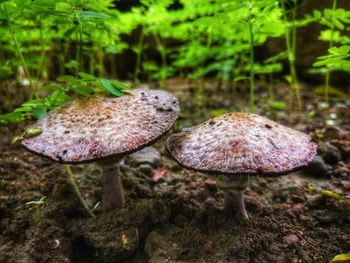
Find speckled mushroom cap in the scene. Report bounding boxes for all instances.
[166,112,317,176]
[22,88,179,164]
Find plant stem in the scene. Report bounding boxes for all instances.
[268,73,277,119]
[97,46,104,76]
[4,3,38,99]
[291,0,302,113]
[78,21,83,72]
[64,165,95,218]
[282,0,302,115]
[0,44,11,109]
[268,73,274,102]
[247,0,255,113]
[134,25,145,82]
[35,21,47,81]
[89,52,94,74]
[95,30,105,77]
[324,0,337,103]
[153,32,168,89]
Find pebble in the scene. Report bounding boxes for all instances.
[333,162,350,178]
[318,142,342,164]
[324,126,350,140]
[127,147,162,167]
[290,194,306,204]
[331,140,350,157]
[341,180,350,190]
[305,195,324,208]
[305,156,331,177]
[283,234,299,245]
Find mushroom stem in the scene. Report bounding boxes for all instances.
[216,175,250,219]
[99,159,125,211]
[224,189,248,219]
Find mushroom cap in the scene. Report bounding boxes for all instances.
[165,112,317,176]
[22,88,179,164]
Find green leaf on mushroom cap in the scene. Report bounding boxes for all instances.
[100,79,124,97]
[12,127,43,144]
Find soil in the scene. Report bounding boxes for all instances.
[1,80,350,263]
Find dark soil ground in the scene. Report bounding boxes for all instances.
[1,79,350,263]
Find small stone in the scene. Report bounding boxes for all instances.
[283,234,299,245]
[333,162,350,178]
[305,195,324,208]
[330,140,350,157]
[341,180,350,190]
[318,142,342,164]
[305,155,331,177]
[274,186,303,202]
[127,147,162,168]
[290,195,305,203]
[324,126,350,140]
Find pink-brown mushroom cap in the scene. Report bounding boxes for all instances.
[166,112,317,176]
[22,88,179,164]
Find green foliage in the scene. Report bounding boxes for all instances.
[1,0,348,120]
[12,127,43,144]
[313,8,350,31]
[311,0,350,102]
[26,196,46,206]
[312,85,350,98]
[269,100,286,110]
[26,196,46,225]
[0,72,130,123]
[0,0,133,123]
[313,45,350,72]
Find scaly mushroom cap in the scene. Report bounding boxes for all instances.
[22,88,179,164]
[166,112,317,176]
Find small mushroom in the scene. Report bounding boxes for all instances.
[22,88,179,212]
[165,112,317,219]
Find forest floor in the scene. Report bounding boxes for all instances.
[0,79,350,263]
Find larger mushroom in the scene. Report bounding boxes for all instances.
[21,88,179,212]
[165,112,317,219]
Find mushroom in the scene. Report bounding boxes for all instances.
[21,88,179,212]
[165,112,317,219]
